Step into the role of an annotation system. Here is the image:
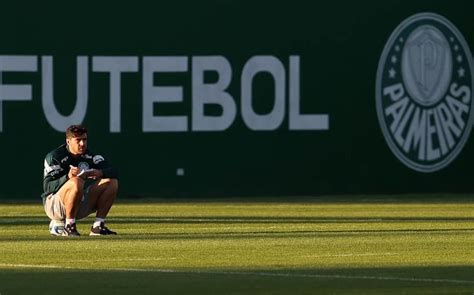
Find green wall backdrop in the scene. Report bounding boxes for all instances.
[0,1,473,198]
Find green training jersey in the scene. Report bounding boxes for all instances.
[42,144,118,199]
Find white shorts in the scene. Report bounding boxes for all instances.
[43,187,95,220]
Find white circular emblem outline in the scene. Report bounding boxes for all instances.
[78,161,90,171]
[376,12,474,173]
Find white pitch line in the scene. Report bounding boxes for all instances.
[0,263,473,285]
[208,271,474,285]
[67,257,177,263]
[302,252,398,258]
[0,264,72,269]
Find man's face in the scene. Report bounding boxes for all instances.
[67,133,88,156]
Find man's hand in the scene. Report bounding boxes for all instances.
[68,165,80,178]
[69,165,103,180]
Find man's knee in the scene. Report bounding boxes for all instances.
[67,177,85,195]
[60,177,84,203]
[101,178,118,194]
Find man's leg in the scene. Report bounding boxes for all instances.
[87,178,118,218]
[87,178,118,235]
[58,177,85,220]
[55,177,84,236]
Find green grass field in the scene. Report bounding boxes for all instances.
[0,195,473,294]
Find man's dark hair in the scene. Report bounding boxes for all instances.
[66,125,88,139]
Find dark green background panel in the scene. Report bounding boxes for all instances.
[0,1,472,198]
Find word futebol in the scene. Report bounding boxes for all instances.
[0,55,329,133]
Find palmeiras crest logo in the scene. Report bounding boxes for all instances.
[376,13,474,172]
[78,162,90,171]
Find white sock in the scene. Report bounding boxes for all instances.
[93,218,105,228]
[66,218,75,225]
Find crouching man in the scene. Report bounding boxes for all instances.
[42,125,119,236]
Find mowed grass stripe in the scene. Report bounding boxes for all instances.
[1,263,473,285]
